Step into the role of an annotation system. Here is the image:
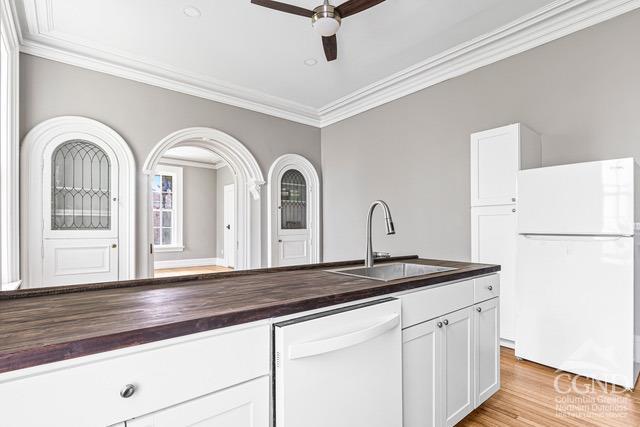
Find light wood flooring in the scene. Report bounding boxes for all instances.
[154,265,233,278]
[460,347,640,426]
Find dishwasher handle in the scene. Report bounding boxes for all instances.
[288,314,400,360]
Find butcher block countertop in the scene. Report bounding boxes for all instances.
[0,256,499,374]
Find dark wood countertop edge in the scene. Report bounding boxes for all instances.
[0,263,499,373]
[0,255,421,300]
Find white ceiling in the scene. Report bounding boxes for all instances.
[13,0,640,125]
[162,145,225,166]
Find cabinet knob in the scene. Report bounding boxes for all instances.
[443,319,449,326]
[487,285,493,291]
[476,307,482,312]
[512,197,516,202]
[437,322,443,328]
[112,243,117,249]
[512,208,516,213]
[120,384,136,398]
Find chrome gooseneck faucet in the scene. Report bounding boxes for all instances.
[365,200,395,268]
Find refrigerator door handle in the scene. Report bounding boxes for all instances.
[520,234,631,241]
[288,314,400,360]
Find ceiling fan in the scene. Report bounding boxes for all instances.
[251,0,386,62]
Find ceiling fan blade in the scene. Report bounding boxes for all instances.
[322,35,337,62]
[251,0,314,18]
[336,0,385,18]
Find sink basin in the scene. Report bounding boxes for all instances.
[327,262,456,282]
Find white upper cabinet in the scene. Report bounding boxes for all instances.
[470,123,541,207]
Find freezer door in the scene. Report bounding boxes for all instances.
[274,298,402,427]
[515,234,635,388]
[518,158,636,235]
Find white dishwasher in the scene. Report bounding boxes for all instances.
[274,297,402,427]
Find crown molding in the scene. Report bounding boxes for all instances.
[1,0,22,49]
[15,0,640,128]
[317,0,640,126]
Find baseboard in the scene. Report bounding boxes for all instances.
[1,279,22,291]
[154,258,222,269]
[500,338,516,349]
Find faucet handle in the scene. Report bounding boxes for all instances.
[373,251,391,259]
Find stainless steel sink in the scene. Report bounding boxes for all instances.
[327,262,456,282]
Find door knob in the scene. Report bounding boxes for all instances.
[226,224,231,230]
[476,307,482,312]
[120,384,136,398]
[437,322,443,328]
[278,239,283,243]
[443,319,449,326]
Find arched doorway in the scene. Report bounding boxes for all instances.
[143,127,264,273]
[267,154,320,267]
[21,116,136,288]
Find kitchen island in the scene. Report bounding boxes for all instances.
[0,256,500,427]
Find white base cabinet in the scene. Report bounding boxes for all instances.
[126,376,270,427]
[402,296,500,426]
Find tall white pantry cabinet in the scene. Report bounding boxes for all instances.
[470,123,541,346]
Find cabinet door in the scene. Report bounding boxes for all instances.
[474,298,500,406]
[441,307,474,427]
[402,319,441,427]
[470,124,520,207]
[126,376,269,427]
[471,205,516,342]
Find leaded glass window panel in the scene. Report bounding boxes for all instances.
[281,169,307,229]
[51,140,111,230]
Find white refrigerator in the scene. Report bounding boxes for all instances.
[516,158,640,389]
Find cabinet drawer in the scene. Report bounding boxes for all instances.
[474,274,500,303]
[401,280,474,328]
[0,324,270,427]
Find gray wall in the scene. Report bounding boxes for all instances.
[216,166,235,261]
[19,54,322,276]
[321,10,640,262]
[154,164,217,263]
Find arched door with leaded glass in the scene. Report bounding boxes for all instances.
[41,139,120,287]
[276,168,311,266]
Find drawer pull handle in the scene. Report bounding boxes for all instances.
[437,322,443,328]
[120,384,136,398]
[487,285,493,291]
[443,319,449,326]
[477,307,482,312]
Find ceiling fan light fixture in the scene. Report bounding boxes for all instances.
[312,4,341,37]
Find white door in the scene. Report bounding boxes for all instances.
[223,184,235,268]
[471,205,517,342]
[126,376,270,427]
[470,124,520,207]
[403,318,440,427]
[276,168,311,266]
[441,307,475,427]
[41,139,119,287]
[516,234,635,388]
[518,158,636,236]
[474,298,500,406]
[274,298,402,427]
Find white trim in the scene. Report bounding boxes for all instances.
[500,338,516,349]
[635,335,640,364]
[154,257,224,270]
[20,116,136,288]
[152,164,184,252]
[144,128,265,272]
[159,157,226,170]
[15,0,640,127]
[0,0,21,291]
[267,154,321,267]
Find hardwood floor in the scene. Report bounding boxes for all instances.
[460,347,640,426]
[154,265,233,278]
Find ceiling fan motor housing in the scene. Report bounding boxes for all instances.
[312,4,341,36]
